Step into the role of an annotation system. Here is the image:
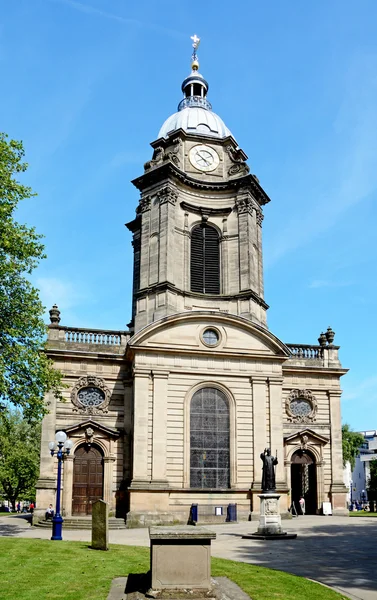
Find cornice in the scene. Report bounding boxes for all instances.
[135,281,269,310]
[180,201,232,217]
[131,162,271,206]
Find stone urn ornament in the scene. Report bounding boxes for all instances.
[325,326,335,345]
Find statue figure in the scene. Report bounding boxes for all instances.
[260,448,278,492]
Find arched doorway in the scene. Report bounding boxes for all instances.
[291,450,317,515]
[72,445,103,516]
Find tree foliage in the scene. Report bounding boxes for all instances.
[0,133,63,420]
[342,423,364,470]
[367,459,377,496]
[0,409,41,509]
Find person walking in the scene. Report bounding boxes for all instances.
[299,496,306,515]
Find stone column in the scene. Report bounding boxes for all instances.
[62,455,74,517]
[103,456,116,511]
[329,389,348,514]
[268,377,286,488]
[34,391,57,522]
[151,371,169,484]
[130,369,151,485]
[251,376,267,486]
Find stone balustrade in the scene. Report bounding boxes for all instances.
[47,324,129,351]
[287,344,324,360]
[65,328,122,345]
[286,343,341,368]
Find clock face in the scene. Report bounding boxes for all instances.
[189,144,220,172]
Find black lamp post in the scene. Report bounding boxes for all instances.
[48,431,73,541]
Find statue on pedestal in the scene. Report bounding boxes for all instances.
[260,448,278,492]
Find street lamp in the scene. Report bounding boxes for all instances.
[48,431,73,540]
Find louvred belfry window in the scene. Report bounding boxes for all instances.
[190,224,220,294]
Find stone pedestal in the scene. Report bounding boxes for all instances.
[149,526,216,591]
[243,493,297,540]
[257,493,283,535]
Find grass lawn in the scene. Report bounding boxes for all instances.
[349,511,377,517]
[0,538,348,600]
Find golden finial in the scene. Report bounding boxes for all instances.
[190,34,200,71]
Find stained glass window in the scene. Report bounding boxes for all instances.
[290,398,312,417]
[190,388,230,489]
[77,387,105,407]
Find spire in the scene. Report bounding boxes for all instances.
[178,34,212,112]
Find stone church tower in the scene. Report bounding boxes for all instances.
[35,39,348,526]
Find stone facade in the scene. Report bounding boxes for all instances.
[35,51,348,525]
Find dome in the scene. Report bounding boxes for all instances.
[158,106,233,140]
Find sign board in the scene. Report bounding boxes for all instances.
[322,502,332,515]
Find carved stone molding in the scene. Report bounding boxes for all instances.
[285,389,317,424]
[137,195,151,214]
[256,211,264,226]
[144,139,181,171]
[156,185,178,205]
[71,375,111,415]
[235,195,253,215]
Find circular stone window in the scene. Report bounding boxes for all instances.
[201,328,220,347]
[77,387,105,407]
[290,398,312,417]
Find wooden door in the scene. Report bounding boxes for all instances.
[72,446,103,516]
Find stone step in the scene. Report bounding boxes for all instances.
[34,517,127,530]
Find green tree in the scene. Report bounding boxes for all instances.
[0,133,63,421]
[0,409,41,509]
[367,459,377,497]
[342,423,364,470]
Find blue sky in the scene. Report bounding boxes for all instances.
[2,0,377,431]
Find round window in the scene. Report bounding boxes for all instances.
[202,328,220,346]
[77,387,105,407]
[290,398,312,417]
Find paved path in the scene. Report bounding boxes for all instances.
[1,514,377,600]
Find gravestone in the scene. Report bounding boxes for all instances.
[92,499,109,550]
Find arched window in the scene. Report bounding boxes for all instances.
[190,387,230,488]
[190,224,220,294]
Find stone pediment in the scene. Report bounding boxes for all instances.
[284,429,329,446]
[128,311,290,358]
[64,420,121,439]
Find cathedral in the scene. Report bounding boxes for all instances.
[35,38,348,526]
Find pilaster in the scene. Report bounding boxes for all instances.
[151,371,169,484]
[62,455,74,517]
[251,376,267,486]
[158,185,178,284]
[268,377,286,487]
[138,195,151,290]
[329,389,348,514]
[103,456,116,511]
[130,369,151,485]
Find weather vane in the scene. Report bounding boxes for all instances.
[190,34,200,70]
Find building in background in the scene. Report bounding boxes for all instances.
[35,38,349,525]
[351,430,377,503]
